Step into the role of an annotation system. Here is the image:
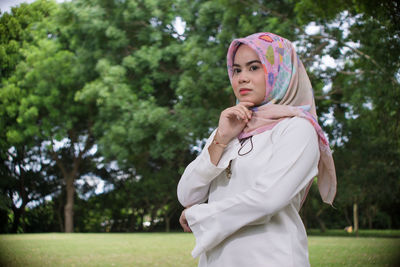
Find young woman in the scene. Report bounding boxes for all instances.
[177,32,336,267]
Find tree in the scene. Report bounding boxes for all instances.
[68,0,188,232]
[0,0,59,233]
[0,0,57,80]
[2,0,187,233]
[2,0,399,233]
[1,0,97,231]
[175,0,400,230]
[294,0,400,229]
[0,144,60,233]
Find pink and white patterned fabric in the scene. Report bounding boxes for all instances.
[227,32,337,204]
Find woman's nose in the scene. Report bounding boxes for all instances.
[238,72,250,83]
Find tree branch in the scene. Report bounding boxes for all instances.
[50,140,68,179]
[239,0,399,84]
[302,41,330,65]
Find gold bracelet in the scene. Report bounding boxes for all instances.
[212,138,227,148]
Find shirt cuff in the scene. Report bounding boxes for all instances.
[185,205,206,258]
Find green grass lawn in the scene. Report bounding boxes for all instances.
[0,232,399,266]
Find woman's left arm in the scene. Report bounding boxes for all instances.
[185,118,320,258]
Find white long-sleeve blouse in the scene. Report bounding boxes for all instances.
[177,117,320,267]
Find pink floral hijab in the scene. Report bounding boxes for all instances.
[227,32,337,205]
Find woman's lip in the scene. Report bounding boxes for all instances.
[239,88,252,95]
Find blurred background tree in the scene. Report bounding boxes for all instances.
[0,0,399,233]
[0,0,61,233]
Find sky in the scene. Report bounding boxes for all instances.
[0,0,36,13]
[0,0,68,14]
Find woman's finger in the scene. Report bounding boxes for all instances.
[237,104,253,120]
[232,105,251,119]
[232,107,248,121]
[222,107,246,122]
[231,102,252,119]
[179,210,192,232]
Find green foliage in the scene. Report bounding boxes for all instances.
[2,39,83,143]
[0,0,57,79]
[53,0,186,232]
[0,0,99,233]
[23,201,61,232]
[1,0,399,233]
[300,0,400,229]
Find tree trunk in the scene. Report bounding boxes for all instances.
[165,215,170,233]
[353,202,359,237]
[316,208,326,233]
[138,212,144,231]
[57,197,64,232]
[51,132,92,233]
[344,207,352,226]
[10,206,24,233]
[366,206,373,229]
[148,207,157,231]
[299,206,308,229]
[317,217,326,233]
[64,177,75,233]
[129,211,137,232]
[367,205,377,229]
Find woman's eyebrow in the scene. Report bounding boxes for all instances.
[233,60,262,67]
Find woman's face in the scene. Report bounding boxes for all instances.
[232,45,266,106]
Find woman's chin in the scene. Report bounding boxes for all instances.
[238,97,263,106]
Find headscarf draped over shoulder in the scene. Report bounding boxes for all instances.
[227,32,337,205]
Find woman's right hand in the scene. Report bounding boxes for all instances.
[216,101,254,144]
[179,209,192,232]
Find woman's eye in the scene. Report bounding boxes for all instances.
[250,65,260,71]
[233,68,241,74]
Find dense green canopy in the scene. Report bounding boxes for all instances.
[1,0,399,233]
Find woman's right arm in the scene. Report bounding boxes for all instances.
[177,130,236,207]
[177,102,254,207]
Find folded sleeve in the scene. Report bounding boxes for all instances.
[185,118,320,258]
[177,129,240,207]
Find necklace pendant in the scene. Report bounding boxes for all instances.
[226,168,232,179]
[226,160,232,179]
